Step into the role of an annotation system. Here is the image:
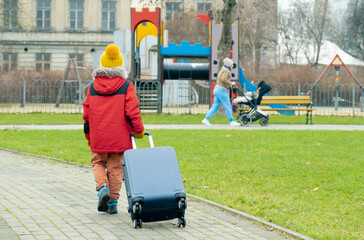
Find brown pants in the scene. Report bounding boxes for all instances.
[91,152,123,201]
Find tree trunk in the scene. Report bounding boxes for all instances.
[217,0,236,116]
[255,43,261,74]
[218,0,237,67]
[314,0,328,68]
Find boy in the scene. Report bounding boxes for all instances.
[83,44,144,214]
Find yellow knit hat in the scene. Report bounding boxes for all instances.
[100,44,124,68]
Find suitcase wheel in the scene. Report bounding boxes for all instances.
[177,216,186,228]
[178,198,187,210]
[132,202,142,214]
[134,219,142,228]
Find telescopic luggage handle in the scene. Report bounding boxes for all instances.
[130,131,154,149]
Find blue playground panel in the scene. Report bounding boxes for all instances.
[176,59,191,63]
[239,67,294,115]
[160,41,211,56]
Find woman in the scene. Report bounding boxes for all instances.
[202,58,240,127]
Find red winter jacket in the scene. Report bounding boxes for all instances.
[83,67,144,153]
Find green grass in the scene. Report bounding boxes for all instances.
[0,113,363,125]
[0,129,363,240]
[0,113,83,125]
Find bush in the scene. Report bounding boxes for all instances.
[0,69,93,104]
[241,63,364,86]
[0,69,92,82]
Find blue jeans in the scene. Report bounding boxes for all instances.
[205,86,233,122]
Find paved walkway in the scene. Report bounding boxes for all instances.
[1,124,364,131]
[0,150,309,240]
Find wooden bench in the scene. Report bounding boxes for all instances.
[237,95,315,124]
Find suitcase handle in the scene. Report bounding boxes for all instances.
[130,131,154,149]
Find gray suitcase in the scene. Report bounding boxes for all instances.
[122,132,187,228]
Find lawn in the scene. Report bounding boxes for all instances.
[0,129,363,240]
[0,113,363,125]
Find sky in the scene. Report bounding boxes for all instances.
[277,0,364,65]
[278,0,350,22]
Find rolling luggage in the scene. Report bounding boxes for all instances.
[122,132,187,228]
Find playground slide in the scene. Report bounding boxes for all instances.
[238,67,294,115]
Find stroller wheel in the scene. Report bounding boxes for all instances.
[259,117,269,127]
[236,113,242,123]
[240,113,252,127]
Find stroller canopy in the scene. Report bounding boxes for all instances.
[257,81,272,105]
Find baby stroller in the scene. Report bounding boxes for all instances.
[232,81,272,127]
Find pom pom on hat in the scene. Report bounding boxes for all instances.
[223,58,234,67]
[100,44,124,68]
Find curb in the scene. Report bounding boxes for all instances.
[187,194,315,240]
[1,148,315,240]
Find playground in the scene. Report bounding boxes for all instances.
[122,6,364,124]
[2,6,363,122]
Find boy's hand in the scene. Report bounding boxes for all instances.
[134,131,145,139]
[87,139,91,147]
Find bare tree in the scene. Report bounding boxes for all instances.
[314,0,329,68]
[278,10,302,65]
[218,0,237,67]
[278,0,329,67]
[278,3,312,65]
[238,0,278,73]
[345,0,364,60]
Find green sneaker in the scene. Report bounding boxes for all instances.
[108,200,118,214]
[97,184,110,212]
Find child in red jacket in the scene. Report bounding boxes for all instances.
[83,44,144,214]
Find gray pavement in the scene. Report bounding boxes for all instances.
[1,124,364,131]
[0,149,310,240]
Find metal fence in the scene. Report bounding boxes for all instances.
[1,79,363,116]
[0,79,83,113]
[268,82,364,116]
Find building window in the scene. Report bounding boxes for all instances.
[69,1,84,30]
[166,2,180,19]
[2,53,17,71]
[37,0,51,30]
[197,2,211,12]
[102,1,116,31]
[69,54,83,67]
[3,0,18,29]
[36,53,51,71]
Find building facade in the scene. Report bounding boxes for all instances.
[0,0,220,72]
[0,0,132,71]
